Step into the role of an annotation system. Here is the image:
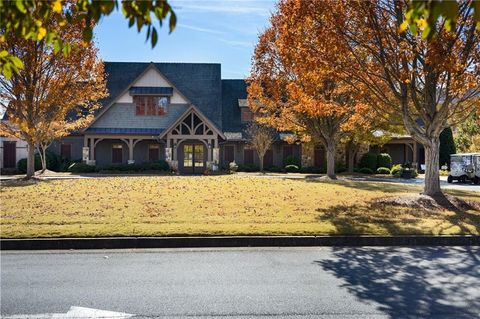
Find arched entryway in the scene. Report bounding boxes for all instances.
[159,107,226,173]
[178,140,207,174]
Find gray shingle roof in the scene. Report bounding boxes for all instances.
[85,127,164,135]
[101,62,223,129]
[221,79,247,133]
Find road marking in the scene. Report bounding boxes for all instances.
[3,306,134,318]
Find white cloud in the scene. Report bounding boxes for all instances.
[178,23,225,35]
[173,0,272,16]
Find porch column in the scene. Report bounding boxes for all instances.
[207,140,212,163]
[83,136,90,163]
[172,139,177,161]
[212,138,219,164]
[165,139,172,162]
[413,142,418,168]
[128,139,134,164]
[89,138,95,160]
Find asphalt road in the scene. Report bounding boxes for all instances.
[1,247,479,318]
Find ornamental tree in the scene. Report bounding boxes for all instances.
[245,122,276,172]
[332,0,480,195]
[0,5,107,178]
[248,0,370,179]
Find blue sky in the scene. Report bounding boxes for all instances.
[94,0,276,79]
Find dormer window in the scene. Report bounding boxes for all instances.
[134,96,169,116]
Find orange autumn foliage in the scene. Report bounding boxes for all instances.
[0,5,107,177]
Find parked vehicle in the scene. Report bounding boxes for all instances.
[447,153,480,184]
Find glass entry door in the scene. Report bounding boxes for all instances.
[183,144,205,174]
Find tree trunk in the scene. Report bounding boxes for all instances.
[423,137,441,196]
[346,141,357,174]
[26,141,35,179]
[40,145,47,174]
[259,153,264,172]
[37,144,47,174]
[326,141,336,179]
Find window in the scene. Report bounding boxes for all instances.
[244,149,254,165]
[112,144,123,163]
[149,144,160,162]
[241,108,254,122]
[60,143,71,159]
[134,96,169,116]
[224,145,235,163]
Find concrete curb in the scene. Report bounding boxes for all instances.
[1,235,479,250]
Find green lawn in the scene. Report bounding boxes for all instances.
[1,175,479,238]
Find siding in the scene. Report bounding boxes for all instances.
[91,103,189,129]
[50,137,84,160]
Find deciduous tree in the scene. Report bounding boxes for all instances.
[248,0,369,179]
[245,122,276,172]
[332,0,480,195]
[0,5,107,178]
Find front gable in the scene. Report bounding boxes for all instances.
[116,67,189,104]
[87,64,191,132]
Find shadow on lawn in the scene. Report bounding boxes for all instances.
[0,178,52,188]
[316,198,480,235]
[305,178,417,193]
[314,246,480,318]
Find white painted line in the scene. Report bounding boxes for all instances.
[2,306,134,319]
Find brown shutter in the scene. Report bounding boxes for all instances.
[112,145,123,163]
[314,146,325,168]
[3,141,16,168]
[263,149,273,168]
[224,145,234,163]
[244,149,254,165]
[60,144,71,159]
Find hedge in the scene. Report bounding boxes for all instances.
[359,167,374,174]
[359,152,378,171]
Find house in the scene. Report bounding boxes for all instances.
[0,61,424,173]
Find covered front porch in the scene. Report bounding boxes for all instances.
[82,133,165,167]
[82,107,225,174]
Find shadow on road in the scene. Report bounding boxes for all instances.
[314,247,480,318]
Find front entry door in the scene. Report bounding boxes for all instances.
[183,144,205,174]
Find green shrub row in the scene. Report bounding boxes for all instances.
[67,161,171,174]
[17,151,74,173]
[358,152,392,172]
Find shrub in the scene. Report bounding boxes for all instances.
[376,167,391,174]
[229,161,238,173]
[237,164,260,172]
[68,162,96,173]
[266,165,283,173]
[439,169,449,176]
[377,153,392,169]
[391,164,403,176]
[359,152,378,171]
[359,167,374,174]
[148,160,170,171]
[440,127,456,169]
[284,164,299,173]
[299,166,323,174]
[335,161,347,173]
[17,151,62,173]
[284,155,300,167]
